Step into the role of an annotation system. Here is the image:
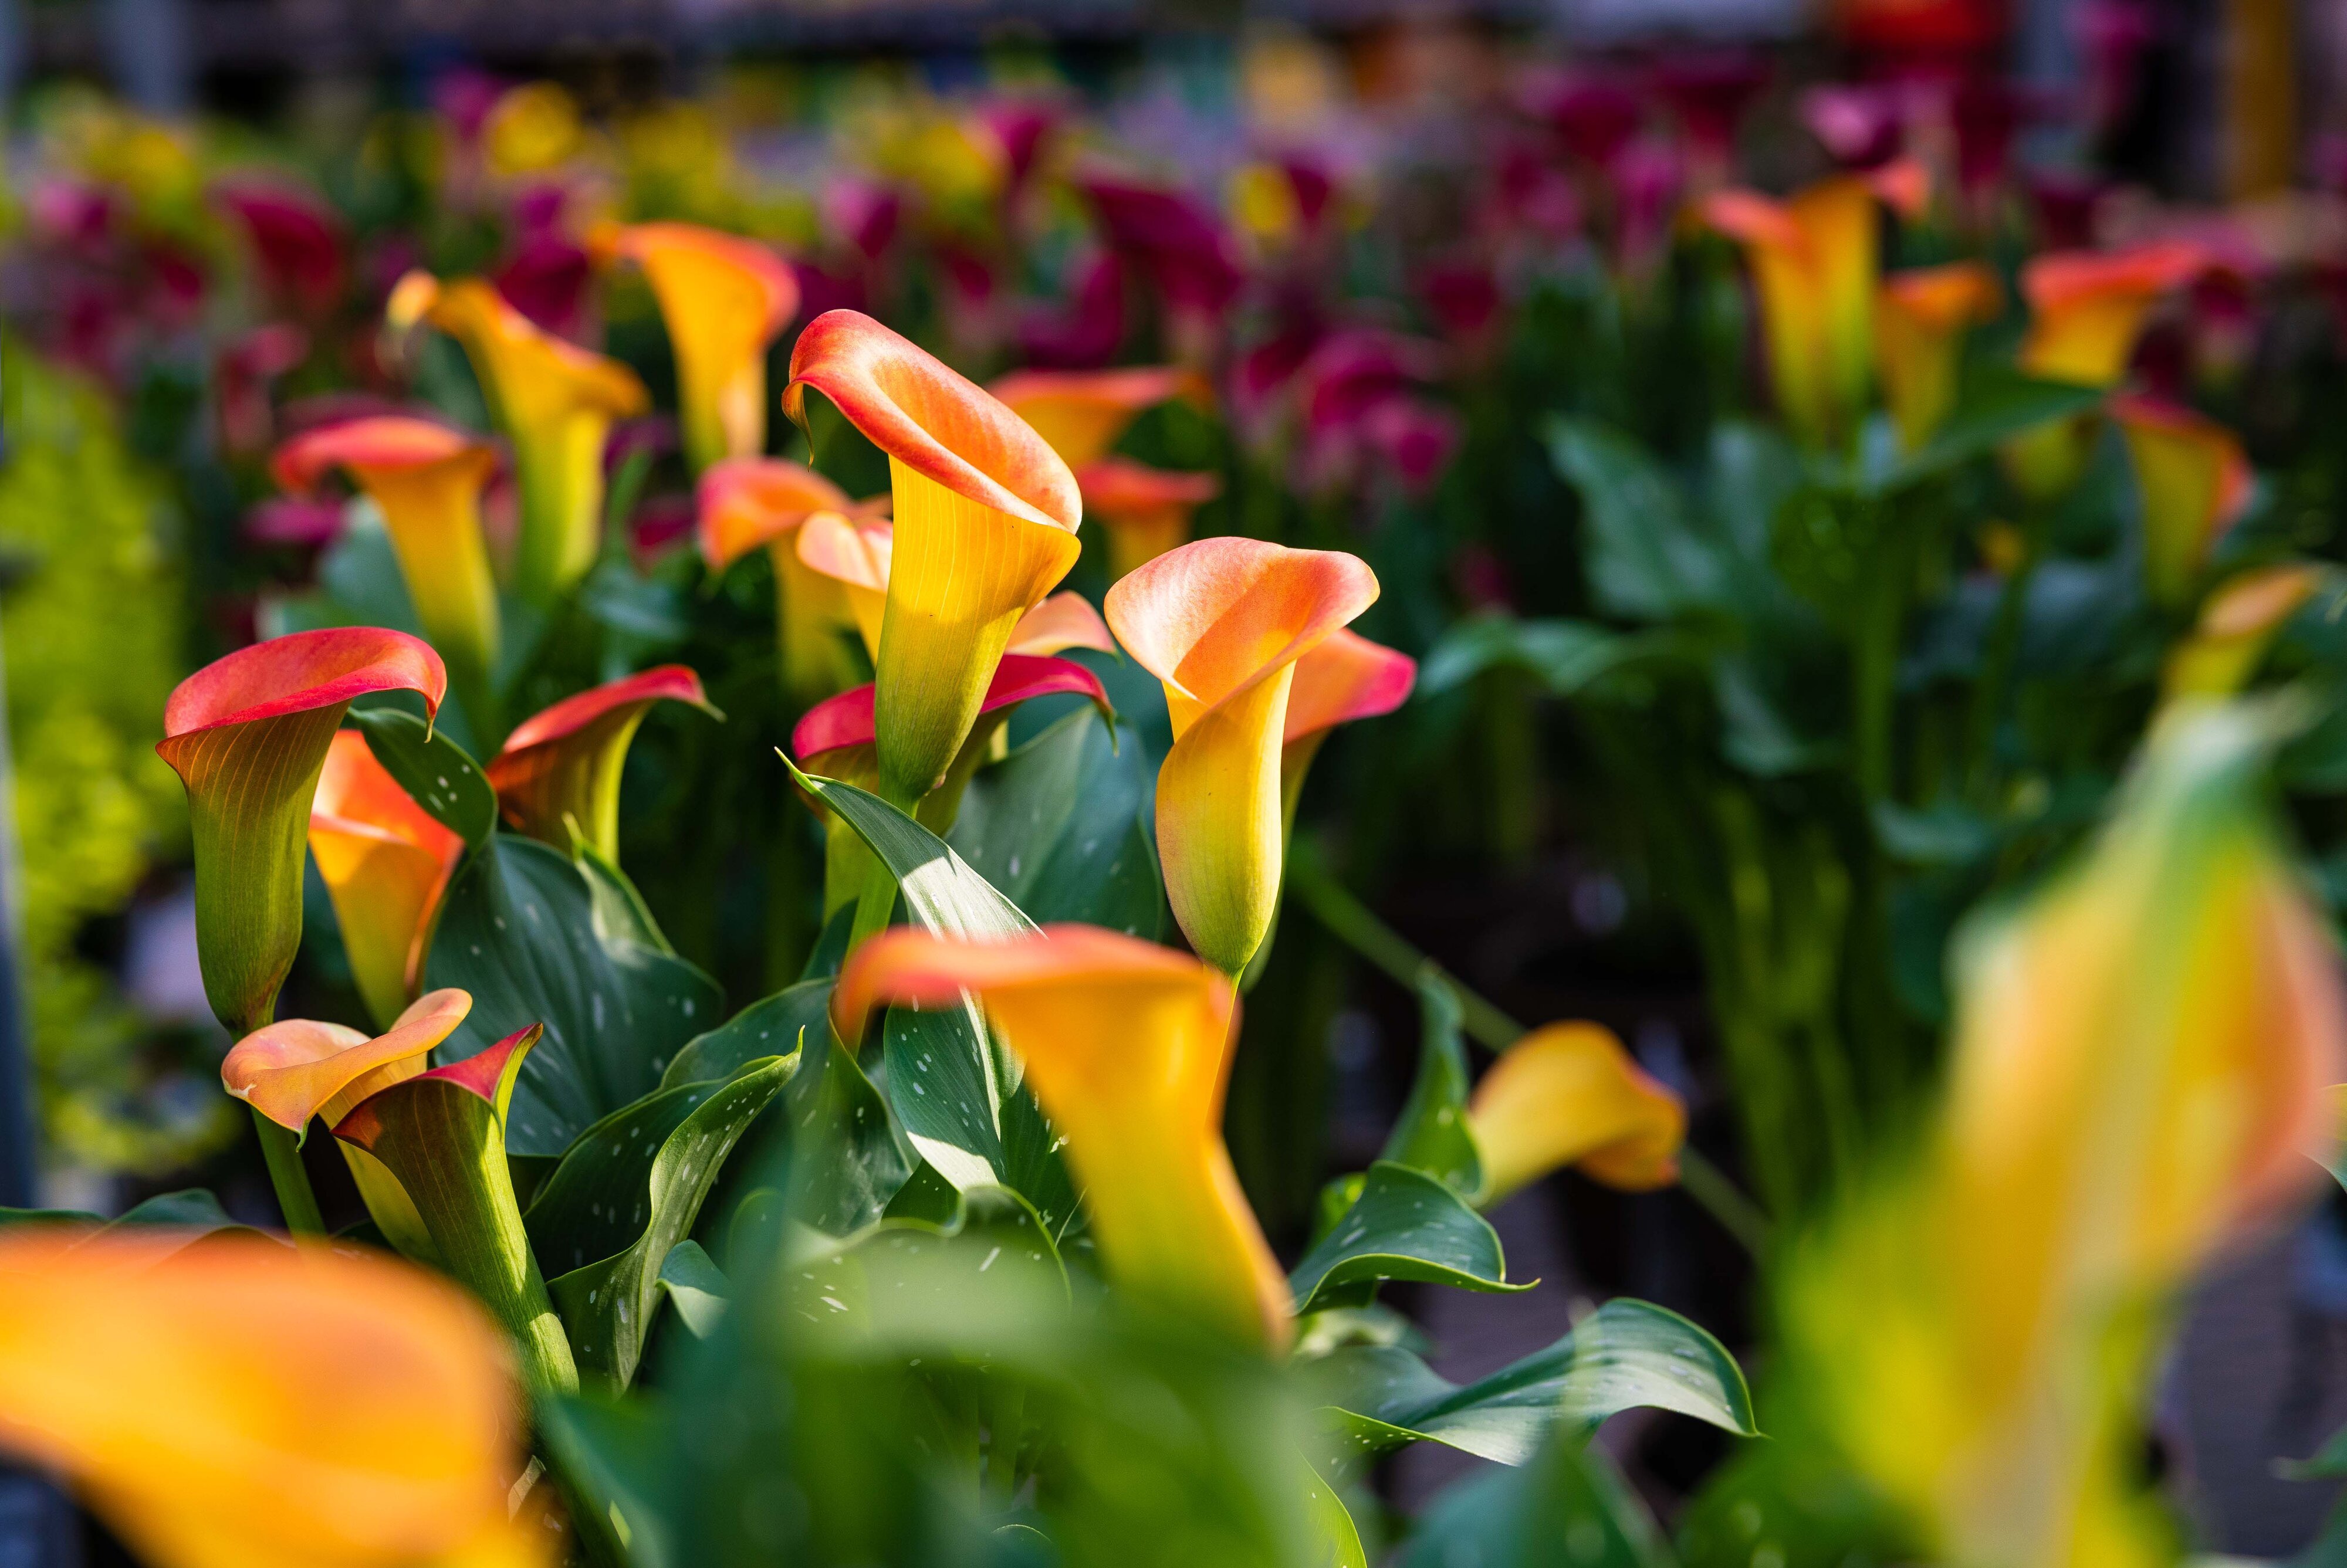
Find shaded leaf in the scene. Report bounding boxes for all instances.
[1289,1162,1527,1316]
[1878,365,2104,492]
[1398,1432,1670,1568]
[1547,417,1734,619]
[1377,978,1482,1196]
[1419,614,1681,700]
[663,979,831,1088]
[655,1239,729,1338]
[351,707,497,846]
[952,706,1165,939]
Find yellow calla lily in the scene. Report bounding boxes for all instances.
[2110,394,2254,607]
[695,457,883,702]
[1875,262,2001,453]
[606,222,800,473]
[0,1228,545,1568]
[309,730,464,1029]
[1783,701,2346,1566]
[2161,563,2328,702]
[784,310,1083,807]
[1468,1022,1686,1206]
[387,272,649,603]
[1105,538,1379,974]
[834,923,1292,1350]
[272,417,502,720]
[989,365,1210,468]
[794,509,895,658]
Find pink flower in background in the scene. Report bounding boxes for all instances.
[29,180,115,249]
[1281,154,1340,238]
[1950,77,2037,201]
[1530,74,1645,169]
[493,231,594,338]
[1488,137,1582,242]
[604,415,677,477]
[981,100,1060,196]
[1298,328,1444,436]
[2027,170,2103,249]
[827,179,902,265]
[1611,137,1685,279]
[628,492,697,571]
[1232,311,1327,439]
[791,256,868,320]
[1801,84,1906,168]
[1454,541,1517,611]
[434,67,506,143]
[245,496,346,549]
[1416,256,1503,344]
[215,322,310,458]
[2079,0,2157,140]
[214,177,349,316]
[1651,52,1767,183]
[1018,249,1127,368]
[1288,328,1452,495]
[1364,397,1460,496]
[1081,172,1246,320]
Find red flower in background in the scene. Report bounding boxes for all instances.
[1529,73,1646,168]
[1081,172,1246,323]
[213,177,349,317]
[1651,52,1768,185]
[215,323,310,459]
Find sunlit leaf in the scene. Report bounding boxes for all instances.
[1288,1162,1527,1316]
[1376,978,1482,1197]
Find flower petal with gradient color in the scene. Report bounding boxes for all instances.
[794,510,895,657]
[1876,261,2001,452]
[607,222,799,472]
[794,654,1112,764]
[2162,564,2328,702]
[694,456,858,573]
[1077,458,1223,580]
[224,988,472,1134]
[485,666,718,861]
[159,629,445,1034]
[1279,628,1418,826]
[309,731,465,1029]
[989,365,1210,468]
[2111,394,2254,607]
[1007,591,1115,658]
[0,1230,545,1568]
[1106,538,1378,973]
[2018,242,2207,387]
[833,924,1291,1349]
[1469,1022,1686,1203]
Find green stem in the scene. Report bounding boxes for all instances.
[251,1108,326,1235]
[1284,841,1767,1256]
[844,781,922,954]
[1966,512,2047,801]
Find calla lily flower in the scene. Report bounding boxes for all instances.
[2018,242,2208,387]
[1876,262,2001,452]
[485,666,718,862]
[989,365,1209,468]
[1784,702,2345,1563]
[794,509,895,658]
[783,310,1082,806]
[2162,564,2327,701]
[1006,591,1114,658]
[158,629,445,1036]
[1468,1022,1686,1206]
[1104,538,1379,975]
[273,417,502,719]
[604,222,800,473]
[1702,161,1928,445]
[0,1229,546,1568]
[833,924,1291,1349]
[1077,458,1222,580]
[2110,395,2254,606]
[696,456,881,702]
[310,731,465,1029]
[386,272,649,603]
[1279,628,1416,829]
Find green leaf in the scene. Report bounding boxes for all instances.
[0,1188,250,1245]
[655,1240,730,1337]
[662,979,832,1089]
[951,706,1166,938]
[785,762,1036,940]
[427,835,725,1157]
[1307,1298,1756,1468]
[350,707,497,846]
[1377,978,1483,1197]
[1419,613,1681,700]
[537,1392,677,1568]
[1398,1432,1670,1568]
[1879,365,2105,491]
[883,1003,1010,1190]
[793,1028,916,1237]
[535,1054,798,1388]
[1303,1453,1368,1568]
[1288,1162,1528,1316]
[1547,417,1735,620]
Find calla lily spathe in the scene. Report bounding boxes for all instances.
[989,365,1208,468]
[1469,1022,1686,1206]
[1279,626,1416,829]
[1078,458,1223,580]
[1702,161,1927,446]
[272,417,500,722]
[1784,701,2345,1567]
[0,1229,546,1568]
[1875,262,2001,452]
[696,457,882,702]
[485,666,718,862]
[309,730,464,1029]
[2109,394,2254,607]
[2162,564,2327,702]
[833,924,1292,1350]
[796,509,1114,663]
[387,272,649,604]
[605,222,799,472]
[1105,538,1379,975]
[159,629,446,1035]
[1005,591,1115,658]
[784,310,1082,805]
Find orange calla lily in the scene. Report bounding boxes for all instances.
[2162,563,2328,702]
[1784,702,2345,1563]
[387,272,649,603]
[1105,538,1379,974]
[309,730,465,1028]
[989,365,1211,468]
[833,924,1291,1349]
[1078,458,1223,580]
[1702,161,1928,446]
[1279,627,1415,828]
[605,222,799,473]
[1875,262,2002,453]
[2109,394,2254,607]
[695,456,881,702]
[485,666,718,862]
[1006,591,1115,658]
[0,1229,545,1568]
[1468,1022,1686,1205]
[159,629,446,1037]
[784,310,1082,806]
[794,510,894,658]
[2018,242,2207,388]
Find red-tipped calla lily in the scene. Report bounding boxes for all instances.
[1876,262,2002,452]
[272,416,502,716]
[2109,395,2254,606]
[2162,564,2328,702]
[794,510,895,658]
[1468,1022,1686,1205]
[784,310,1082,805]
[309,731,465,1029]
[158,628,445,1036]
[1105,539,1379,974]
[695,457,879,702]
[386,272,648,602]
[1006,591,1114,658]
[1702,161,1928,445]
[1279,628,1416,828]
[988,365,1210,468]
[605,222,800,472]
[833,924,1290,1349]
[0,1230,547,1568]
[1077,458,1222,581]
[335,1024,576,1394]
[484,666,718,862]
